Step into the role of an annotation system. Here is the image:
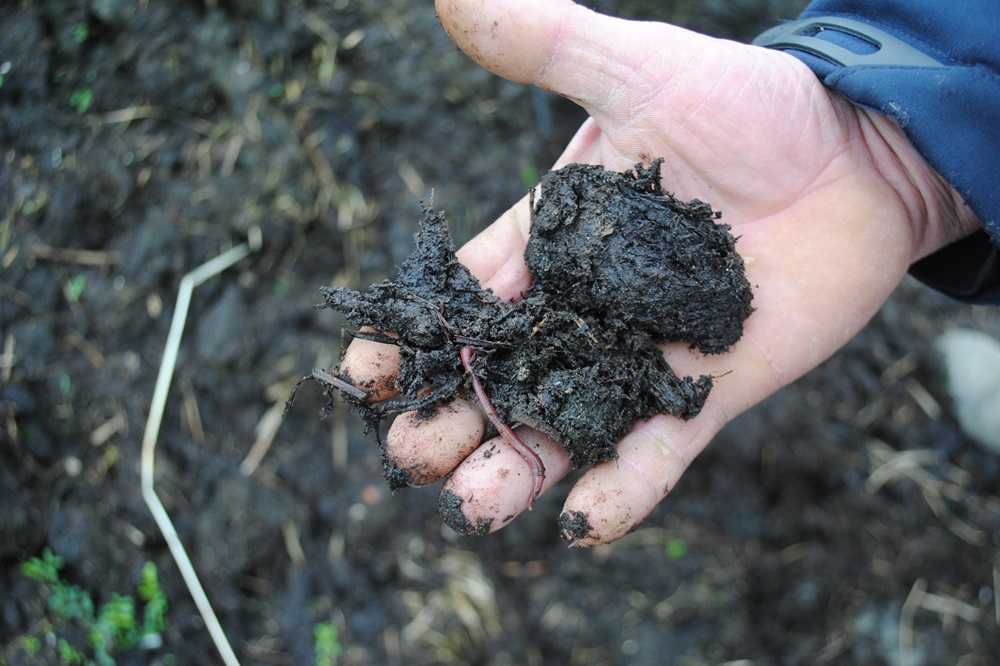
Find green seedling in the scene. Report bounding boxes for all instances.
[665,537,688,561]
[314,620,341,666]
[20,548,169,666]
[69,23,88,44]
[69,88,94,114]
[65,274,87,301]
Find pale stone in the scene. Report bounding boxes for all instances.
[937,329,1000,454]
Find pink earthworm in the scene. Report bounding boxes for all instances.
[460,345,545,509]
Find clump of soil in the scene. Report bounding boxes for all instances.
[302,160,753,476]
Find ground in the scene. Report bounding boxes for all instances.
[1,1,998,664]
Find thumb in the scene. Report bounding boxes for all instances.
[435,0,705,120]
[435,0,580,86]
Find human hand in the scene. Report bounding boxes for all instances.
[341,0,980,545]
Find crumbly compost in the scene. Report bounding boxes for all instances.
[302,159,753,474]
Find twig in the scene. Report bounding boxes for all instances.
[283,368,369,419]
[27,243,121,267]
[310,368,369,400]
[140,238,259,666]
[90,408,126,447]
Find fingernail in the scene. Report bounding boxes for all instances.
[379,443,414,491]
[557,510,593,547]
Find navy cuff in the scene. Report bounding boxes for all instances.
[753,5,1000,304]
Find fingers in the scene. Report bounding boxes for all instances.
[338,338,401,402]
[438,427,574,535]
[384,398,485,487]
[558,407,722,546]
[340,195,536,502]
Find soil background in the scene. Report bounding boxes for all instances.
[2,1,999,664]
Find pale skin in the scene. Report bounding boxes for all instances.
[341,0,981,546]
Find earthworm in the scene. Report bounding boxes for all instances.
[460,345,545,509]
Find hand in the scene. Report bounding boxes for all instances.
[341,0,980,545]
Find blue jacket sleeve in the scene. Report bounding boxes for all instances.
[754,0,1000,303]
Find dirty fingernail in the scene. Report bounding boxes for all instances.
[379,444,417,491]
[557,510,595,547]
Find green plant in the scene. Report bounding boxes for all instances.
[69,87,94,114]
[65,274,87,301]
[313,620,341,666]
[20,548,169,666]
[68,66,99,114]
[69,22,89,44]
[665,537,688,561]
[20,634,41,656]
[138,561,168,640]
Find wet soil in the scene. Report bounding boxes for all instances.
[309,160,751,473]
[2,1,999,664]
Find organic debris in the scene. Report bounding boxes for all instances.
[293,160,753,501]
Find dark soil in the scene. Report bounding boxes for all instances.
[308,160,751,473]
[2,1,999,665]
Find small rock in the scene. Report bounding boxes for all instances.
[936,328,1000,454]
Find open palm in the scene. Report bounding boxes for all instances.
[341,0,977,545]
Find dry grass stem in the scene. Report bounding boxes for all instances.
[865,440,985,545]
[90,409,127,447]
[100,103,217,136]
[240,400,286,476]
[27,243,121,267]
[1,334,15,384]
[140,240,257,666]
[282,520,307,568]
[899,577,927,666]
[180,381,205,446]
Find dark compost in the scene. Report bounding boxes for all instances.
[299,159,754,486]
[5,1,998,662]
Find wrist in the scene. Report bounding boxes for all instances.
[753,10,1000,300]
[859,109,982,261]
